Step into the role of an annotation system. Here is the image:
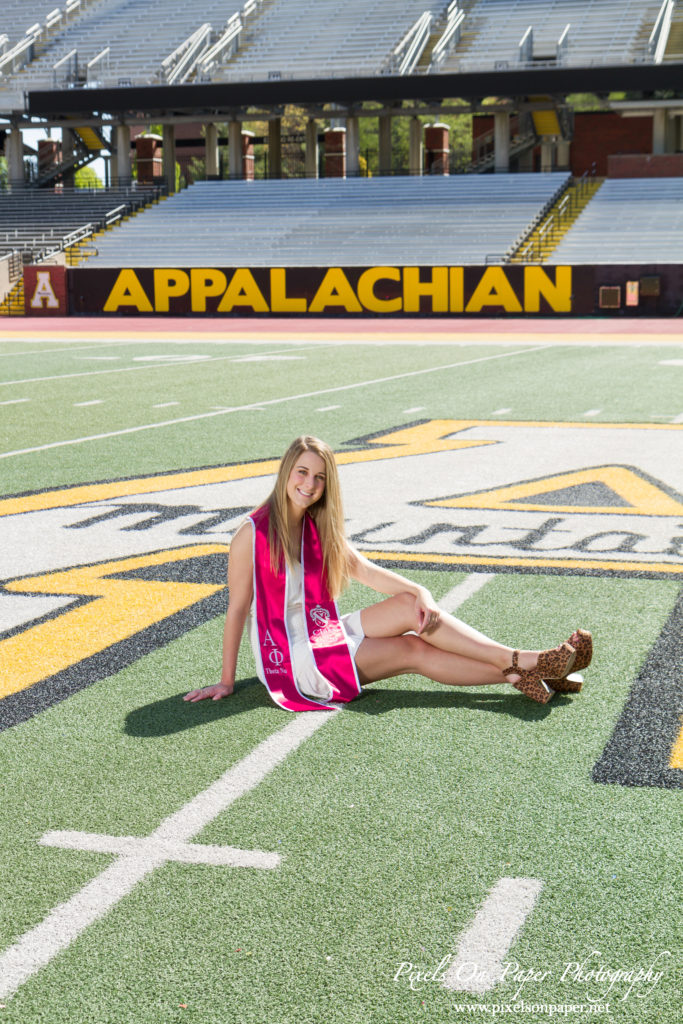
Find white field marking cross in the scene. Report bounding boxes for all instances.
[0,711,332,1001]
[0,574,543,1002]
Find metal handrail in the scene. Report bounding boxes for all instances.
[0,35,35,76]
[162,22,213,83]
[104,204,127,226]
[62,223,95,248]
[46,8,63,31]
[430,8,466,68]
[519,25,533,63]
[197,13,243,77]
[87,46,110,79]
[392,11,433,75]
[648,0,675,62]
[557,23,570,64]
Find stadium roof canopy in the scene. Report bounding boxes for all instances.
[22,62,683,125]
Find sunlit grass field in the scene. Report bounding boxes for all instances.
[0,322,680,1024]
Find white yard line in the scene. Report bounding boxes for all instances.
[0,344,318,388]
[0,572,526,1002]
[0,344,552,460]
[437,574,494,613]
[438,576,543,996]
[443,877,544,993]
[0,342,134,359]
[0,711,332,1001]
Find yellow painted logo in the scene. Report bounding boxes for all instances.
[1,418,682,773]
[101,265,573,315]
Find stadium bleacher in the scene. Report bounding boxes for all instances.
[0,185,160,263]
[0,0,244,96]
[436,0,664,72]
[0,0,668,99]
[83,174,570,268]
[210,0,446,82]
[0,0,450,96]
[547,177,683,265]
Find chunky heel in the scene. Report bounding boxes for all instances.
[551,672,584,694]
[502,651,554,704]
[550,630,592,693]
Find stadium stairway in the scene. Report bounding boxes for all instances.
[63,190,170,268]
[0,276,25,317]
[664,7,683,59]
[509,175,603,263]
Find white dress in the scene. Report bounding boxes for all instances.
[248,560,365,701]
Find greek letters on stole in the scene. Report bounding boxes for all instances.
[249,506,362,712]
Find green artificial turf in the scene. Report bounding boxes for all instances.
[0,333,681,1024]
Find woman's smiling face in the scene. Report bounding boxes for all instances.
[286,450,327,514]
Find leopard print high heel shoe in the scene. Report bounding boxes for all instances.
[549,630,592,693]
[503,651,555,704]
[503,643,576,704]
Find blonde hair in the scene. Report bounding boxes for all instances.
[261,435,349,599]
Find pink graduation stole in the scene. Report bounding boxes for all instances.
[249,505,362,712]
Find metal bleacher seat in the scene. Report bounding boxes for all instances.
[0,0,446,93]
[547,178,683,264]
[0,0,73,41]
[0,186,159,263]
[0,0,244,94]
[437,0,664,72]
[213,0,445,81]
[84,174,570,268]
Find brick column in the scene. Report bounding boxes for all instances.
[325,127,346,178]
[135,134,162,184]
[424,123,449,174]
[38,139,60,181]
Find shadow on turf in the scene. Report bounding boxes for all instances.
[349,685,560,719]
[125,678,560,736]
[125,677,272,736]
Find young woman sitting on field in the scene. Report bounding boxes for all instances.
[184,435,592,712]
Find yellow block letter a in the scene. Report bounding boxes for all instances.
[103,269,153,313]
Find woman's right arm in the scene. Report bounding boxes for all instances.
[184,521,253,702]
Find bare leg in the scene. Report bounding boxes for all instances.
[360,592,540,674]
[354,633,507,687]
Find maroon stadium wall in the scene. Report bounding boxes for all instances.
[35,264,680,317]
